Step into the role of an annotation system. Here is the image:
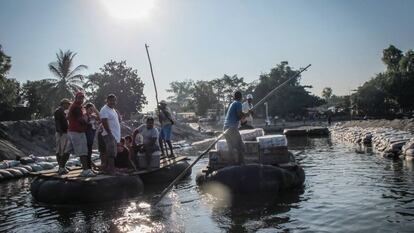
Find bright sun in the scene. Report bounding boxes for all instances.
[101,0,155,20]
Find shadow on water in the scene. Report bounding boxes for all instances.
[2,137,414,232]
[208,190,304,233]
[287,135,333,151]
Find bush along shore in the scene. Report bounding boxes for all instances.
[331,121,414,160]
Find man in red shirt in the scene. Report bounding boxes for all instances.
[65,92,95,177]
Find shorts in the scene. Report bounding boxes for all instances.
[224,127,245,153]
[65,131,88,157]
[103,134,117,158]
[55,132,68,156]
[160,124,172,141]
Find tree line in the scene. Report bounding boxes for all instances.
[2,44,412,121]
[350,45,414,117]
[0,47,147,120]
[167,61,324,118]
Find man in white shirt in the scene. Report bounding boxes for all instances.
[99,94,121,174]
[241,94,254,129]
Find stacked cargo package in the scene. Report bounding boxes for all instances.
[208,129,289,169]
[256,135,290,165]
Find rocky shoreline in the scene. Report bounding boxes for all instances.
[0,118,206,161]
[331,120,414,159]
[335,119,414,132]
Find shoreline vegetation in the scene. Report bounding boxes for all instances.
[1,45,413,162]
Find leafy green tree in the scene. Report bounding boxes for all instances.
[167,79,195,112]
[21,80,54,118]
[253,61,323,117]
[354,45,414,115]
[192,80,219,116]
[351,76,393,116]
[399,50,414,73]
[322,87,333,100]
[46,50,87,105]
[84,60,147,118]
[0,45,11,79]
[0,45,20,112]
[382,45,403,71]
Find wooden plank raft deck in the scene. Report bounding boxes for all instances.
[32,156,189,181]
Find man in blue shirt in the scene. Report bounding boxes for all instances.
[223,91,251,165]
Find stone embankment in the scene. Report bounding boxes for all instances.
[331,120,414,159]
[0,118,206,161]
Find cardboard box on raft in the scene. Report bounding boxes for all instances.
[137,151,161,169]
[208,148,290,167]
[259,151,290,164]
[208,150,258,169]
[244,141,259,154]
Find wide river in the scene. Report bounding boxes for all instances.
[1,136,413,232]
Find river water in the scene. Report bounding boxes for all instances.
[1,136,414,233]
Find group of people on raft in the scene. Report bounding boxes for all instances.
[54,89,254,177]
[54,92,175,177]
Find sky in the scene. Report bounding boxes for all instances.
[1,0,413,112]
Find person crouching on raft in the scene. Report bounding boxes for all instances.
[132,116,160,170]
[223,91,252,165]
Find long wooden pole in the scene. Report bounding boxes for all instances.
[145,44,168,156]
[153,64,312,205]
[153,129,229,205]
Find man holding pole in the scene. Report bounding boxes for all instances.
[224,91,251,165]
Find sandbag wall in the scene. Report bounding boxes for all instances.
[331,126,414,159]
[0,153,101,182]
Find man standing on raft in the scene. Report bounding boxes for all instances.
[54,98,71,175]
[223,91,251,165]
[240,93,254,129]
[158,100,175,158]
[66,92,96,177]
[99,94,121,175]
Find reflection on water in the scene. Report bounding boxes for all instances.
[1,137,414,232]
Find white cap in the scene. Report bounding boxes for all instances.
[247,94,253,99]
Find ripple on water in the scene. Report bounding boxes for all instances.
[1,138,414,232]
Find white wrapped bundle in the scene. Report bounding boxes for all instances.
[215,139,229,152]
[257,135,287,149]
[240,128,265,141]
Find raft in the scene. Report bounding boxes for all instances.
[196,162,305,194]
[197,133,305,194]
[30,156,191,205]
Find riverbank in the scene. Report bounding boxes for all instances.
[335,119,414,132]
[331,122,414,159]
[0,119,206,161]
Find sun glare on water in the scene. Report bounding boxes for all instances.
[101,0,155,20]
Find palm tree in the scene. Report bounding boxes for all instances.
[46,50,87,101]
